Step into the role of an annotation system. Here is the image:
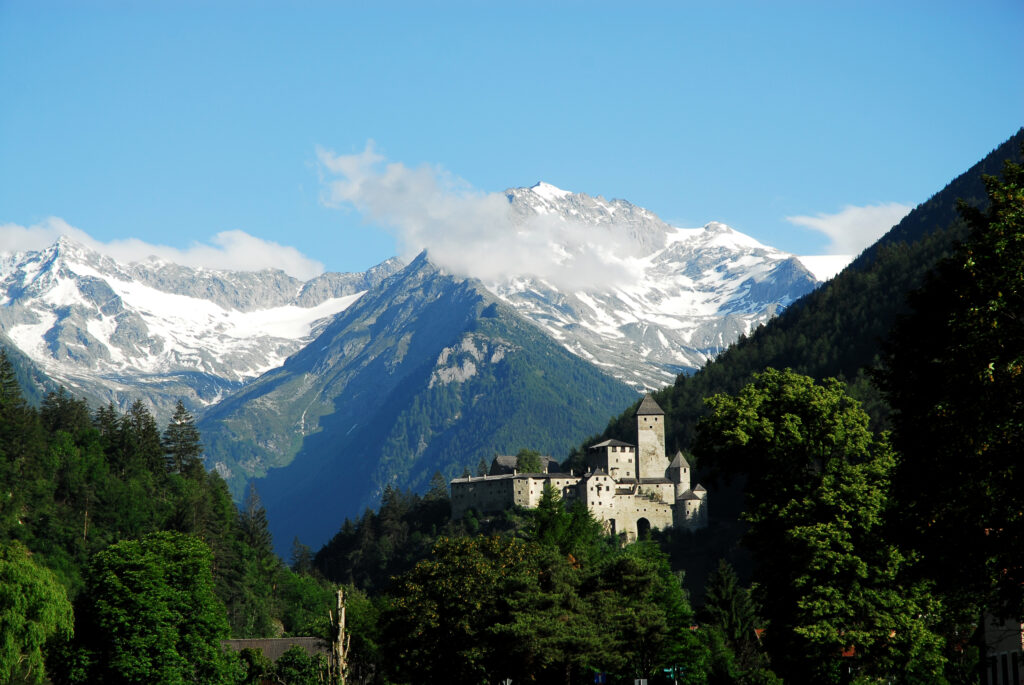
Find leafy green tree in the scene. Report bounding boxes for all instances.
[40,388,92,440]
[877,158,1024,625]
[234,647,272,685]
[382,535,538,684]
[163,400,204,477]
[515,447,543,473]
[694,369,944,683]
[0,540,73,684]
[60,531,237,684]
[272,645,328,685]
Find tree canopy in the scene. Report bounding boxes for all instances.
[0,540,73,684]
[878,158,1024,623]
[694,369,944,682]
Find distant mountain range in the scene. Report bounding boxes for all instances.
[0,237,403,417]
[0,183,830,551]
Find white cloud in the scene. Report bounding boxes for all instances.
[317,143,640,289]
[0,218,324,280]
[786,202,913,256]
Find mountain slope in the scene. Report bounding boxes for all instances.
[494,185,820,388]
[199,253,638,553]
[0,238,402,418]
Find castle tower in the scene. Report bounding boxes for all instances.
[668,451,691,499]
[635,394,667,479]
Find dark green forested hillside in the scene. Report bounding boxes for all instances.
[585,128,1024,456]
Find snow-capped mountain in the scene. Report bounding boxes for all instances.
[494,182,821,388]
[0,237,403,417]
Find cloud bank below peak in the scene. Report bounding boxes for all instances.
[317,143,644,290]
[0,218,325,280]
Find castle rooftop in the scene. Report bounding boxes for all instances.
[635,394,665,416]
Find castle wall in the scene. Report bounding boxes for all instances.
[451,474,583,518]
[450,475,519,518]
[604,496,674,540]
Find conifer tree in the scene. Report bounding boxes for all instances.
[162,400,203,477]
[118,399,164,475]
[239,483,274,559]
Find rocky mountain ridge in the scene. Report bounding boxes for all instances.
[495,182,822,387]
[0,237,402,417]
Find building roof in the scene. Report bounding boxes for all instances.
[668,451,690,469]
[678,489,701,501]
[694,483,707,493]
[589,438,635,449]
[222,638,329,663]
[490,454,559,475]
[635,394,665,416]
[640,477,672,484]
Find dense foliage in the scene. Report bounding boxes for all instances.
[694,369,944,682]
[54,531,238,684]
[0,355,336,682]
[877,159,1024,647]
[0,540,73,684]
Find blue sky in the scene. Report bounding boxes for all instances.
[1,1,1021,277]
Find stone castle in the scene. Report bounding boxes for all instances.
[450,395,708,538]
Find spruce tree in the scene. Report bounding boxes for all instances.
[162,400,203,477]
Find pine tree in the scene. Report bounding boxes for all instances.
[118,400,164,476]
[162,400,203,477]
[239,483,274,558]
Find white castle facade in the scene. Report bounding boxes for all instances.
[450,395,708,538]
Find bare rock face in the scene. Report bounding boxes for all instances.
[0,237,403,420]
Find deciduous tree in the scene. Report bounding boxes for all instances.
[694,369,943,682]
[877,158,1024,622]
[0,540,73,684]
[60,531,237,684]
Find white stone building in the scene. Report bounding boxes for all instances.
[450,395,708,538]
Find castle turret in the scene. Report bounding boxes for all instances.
[668,450,691,499]
[636,395,667,479]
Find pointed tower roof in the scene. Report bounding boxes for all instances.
[669,451,690,469]
[635,394,665,416]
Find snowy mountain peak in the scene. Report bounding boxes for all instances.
[0,239,404,417]
[529,181,572,201]
[505,183,672,256]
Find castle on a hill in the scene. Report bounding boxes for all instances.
[450,395,708,538]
